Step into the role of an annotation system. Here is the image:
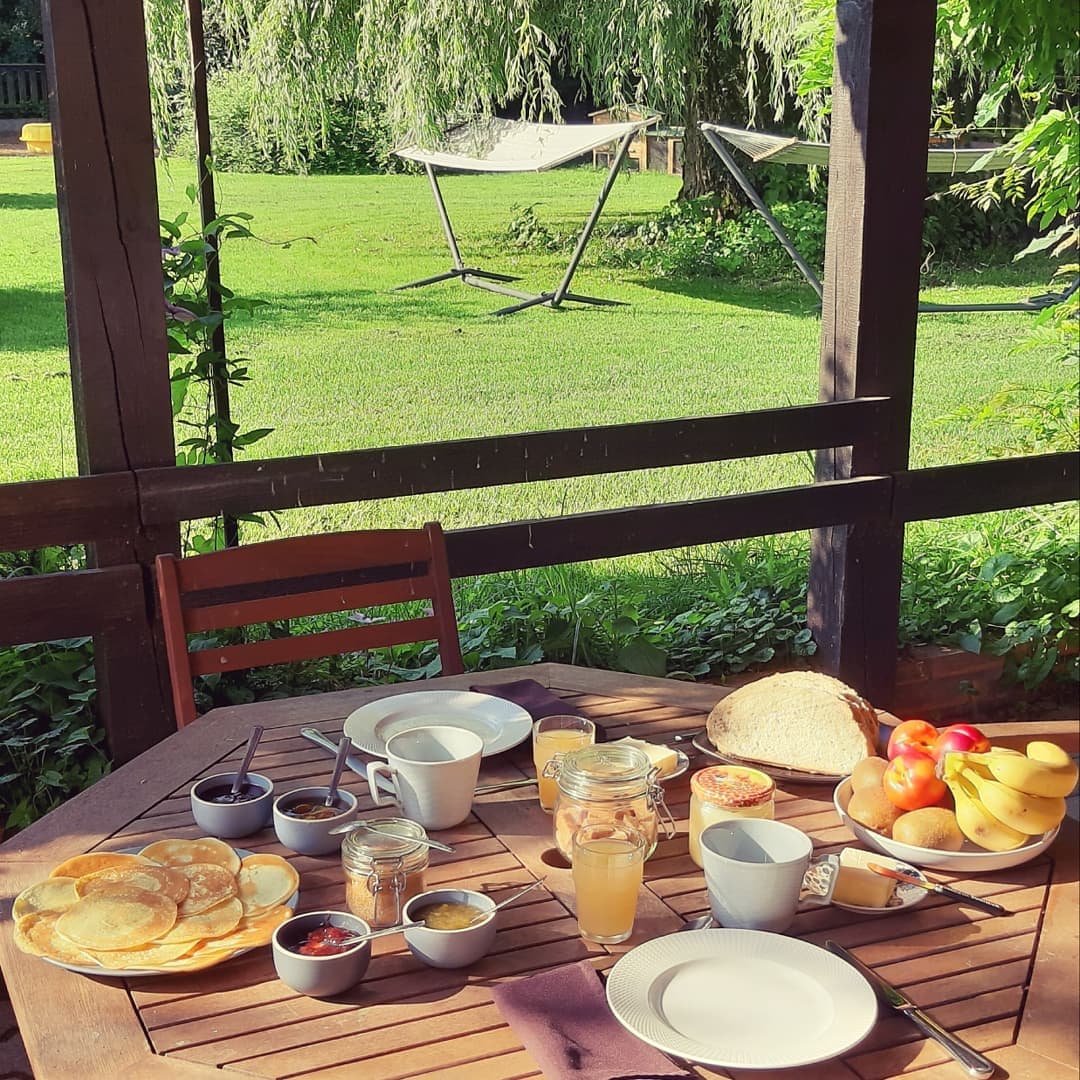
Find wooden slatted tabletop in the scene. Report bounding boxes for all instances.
[2,664,1077,1079]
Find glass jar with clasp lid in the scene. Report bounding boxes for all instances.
[548,744,676,862]
[341,818,429,927]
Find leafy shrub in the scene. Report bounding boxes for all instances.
[169,68,402,175]
[0,549,109,834]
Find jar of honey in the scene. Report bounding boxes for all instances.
[688,765,776,867]
[341,818,428,927]
[550,743,676,862]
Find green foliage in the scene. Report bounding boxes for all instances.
[900,516,1079,690]
[0,0,42,65]
[167,69,403,175]
[0,549,109,835]
[162,186,280,552]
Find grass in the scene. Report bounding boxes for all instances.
[0,156,1074,549]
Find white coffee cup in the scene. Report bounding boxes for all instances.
[366,726,483,831]
[700,818,822,932]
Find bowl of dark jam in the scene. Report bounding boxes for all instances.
[272,910,371,997]
[190,771,274,838]
[273,786,358,855]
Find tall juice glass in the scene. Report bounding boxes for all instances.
[572,823,646,944]
[532,716,595,812]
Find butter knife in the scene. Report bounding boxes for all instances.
[867,862,1008,916]
[300,727,394,795]
[300,727,537,797]
[825,941,996,1078]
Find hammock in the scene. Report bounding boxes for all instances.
[700,122,1077,314]
[393,118,652,315]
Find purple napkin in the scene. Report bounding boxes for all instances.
[471,678,606,740]
[491,959,693,1080]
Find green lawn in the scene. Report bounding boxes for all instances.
[0,156,1071,541]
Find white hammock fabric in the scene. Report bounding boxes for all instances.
[394,117,650,173]
[702,123,1019,174]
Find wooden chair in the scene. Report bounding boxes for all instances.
[155,522,464,728]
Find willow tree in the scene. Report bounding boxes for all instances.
[144,0,815,203]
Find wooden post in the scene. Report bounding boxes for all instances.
[807,0,937,705]
[41,0,180,759]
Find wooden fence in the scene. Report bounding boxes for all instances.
[0,64,46,112]
[1,0,1077,764]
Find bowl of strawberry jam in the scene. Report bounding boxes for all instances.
[272,911,371,997]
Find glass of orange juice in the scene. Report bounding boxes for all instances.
[572,823,646,944]
[533,716,595,812]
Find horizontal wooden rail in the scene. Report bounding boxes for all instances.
[893,452,1079,521]
[0,473,138,551]
[446,476,890,575]
[0,566,144,647]
[135,399,890,523]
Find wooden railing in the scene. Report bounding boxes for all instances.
[0,64,47,112]
[4,0,1076,765]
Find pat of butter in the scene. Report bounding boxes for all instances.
[832,848,896,908]
[611,736,678,777]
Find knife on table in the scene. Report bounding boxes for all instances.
[867,862,1008,916]
[300,727,538,797]
[825,941,997,1078]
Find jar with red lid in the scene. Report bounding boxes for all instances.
[688,765,775,867]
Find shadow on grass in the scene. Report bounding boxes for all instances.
[0,286,68,353]
[0,192,57,211]
[633,274,821,317]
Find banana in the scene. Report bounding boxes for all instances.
[955,763,1067,836]
[948,745,1079,799]
[943,770,1028,852]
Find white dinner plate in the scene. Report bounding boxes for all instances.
[605,928,878,1070]
[343,690,533,759]
[42,846,299,979]
[834,777,1060,872]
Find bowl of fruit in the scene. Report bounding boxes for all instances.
[834,721,1074,872]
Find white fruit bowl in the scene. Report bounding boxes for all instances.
[833,778,1059,873]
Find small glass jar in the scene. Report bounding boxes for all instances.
[550,744,676,862]
[688,765,776,867]
[341,818,429,927]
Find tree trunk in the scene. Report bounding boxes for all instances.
[678,2,748,208]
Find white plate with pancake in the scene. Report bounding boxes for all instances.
[691,732,844,786]
[34,844,298,978]
[343,690,532,758]
[606,928,877,1069]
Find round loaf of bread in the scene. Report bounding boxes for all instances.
[706,671,878,774]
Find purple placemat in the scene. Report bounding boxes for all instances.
[470,678,606,741]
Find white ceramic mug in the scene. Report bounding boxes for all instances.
[366,726,483,830]
[700,817,827,932]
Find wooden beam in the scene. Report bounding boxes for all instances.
[893,453,1080,521]
[41,0,181,756]
[0,474,136,551]
[807,0,937,705]
[446,477,890,576]
[136,399,888,522]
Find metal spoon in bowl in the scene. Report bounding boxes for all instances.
[324,736,351,808]
[220,725,264,803]
[467,877,548,925]
[315,920,426,949]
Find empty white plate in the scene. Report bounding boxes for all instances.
[605,928,878,1069]
[343,690,532,759]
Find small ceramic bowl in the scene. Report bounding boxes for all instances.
[273,786,358,855]
[272,910,371,997]
[403,888,498,969]
[190,771,274,838]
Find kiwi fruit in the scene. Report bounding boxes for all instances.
[847,786,906,836]
[892,808,965,851]
[851,756,889,792]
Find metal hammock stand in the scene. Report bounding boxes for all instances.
[392,117,652,315]
[699,122,1079,315]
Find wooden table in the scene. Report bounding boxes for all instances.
[2,664,1077,1080]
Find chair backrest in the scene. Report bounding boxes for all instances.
[155,522,463,728]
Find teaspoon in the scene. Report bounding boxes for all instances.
[224,725,263,803]
[324,736,351,807]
